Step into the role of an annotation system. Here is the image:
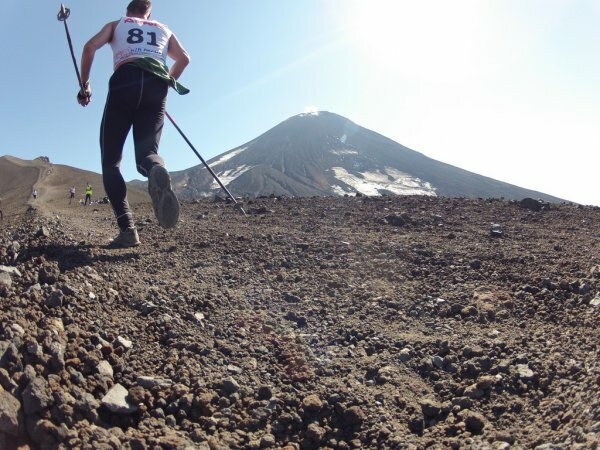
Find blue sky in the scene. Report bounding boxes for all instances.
[1,1,599,205]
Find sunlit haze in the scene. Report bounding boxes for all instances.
[1,0,598,205]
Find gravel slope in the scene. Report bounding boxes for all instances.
[0,195,598,449]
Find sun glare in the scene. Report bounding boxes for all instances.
[344,0,491,82]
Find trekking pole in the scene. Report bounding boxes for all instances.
[165,111,247,216]
[57,4,87,97]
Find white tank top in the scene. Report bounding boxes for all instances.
[110,17,172,68]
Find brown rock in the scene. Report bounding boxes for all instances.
[342,406,365,427]
[302,394,323,413]
[305,423,326,442]
[463,410,486,433]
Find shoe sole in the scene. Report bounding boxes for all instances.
[148,166,179,228]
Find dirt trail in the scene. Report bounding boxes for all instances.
[0,195,598,449]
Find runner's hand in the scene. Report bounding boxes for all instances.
[77,81,92,107]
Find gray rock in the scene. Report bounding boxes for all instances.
[115,336,133,350]
[590,294,600,307]
[96,361,114,378]
[101,384,138,414]
[432,355,444,369]
[516,364,535,380]
[0,273,12,289]
[0,390,24,436]
[22,377,53,415]
[0,266,21,277]
[222,377,240,394]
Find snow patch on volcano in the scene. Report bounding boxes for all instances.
[210,147,248,167]
[331,167,437,196]
[212,165,253,188]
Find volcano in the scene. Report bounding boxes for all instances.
[161,112,566,201]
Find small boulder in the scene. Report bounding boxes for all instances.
[101,384,138,414]
[0,390,24,436]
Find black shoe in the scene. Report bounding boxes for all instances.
[148,165,180,228]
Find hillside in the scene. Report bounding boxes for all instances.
[0,155,149,221]
[0,188,598,448]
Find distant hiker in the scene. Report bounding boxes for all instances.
[69,186,76,204]
[84,184,93,205]
[32,189,38,200]
[77,0,190,248]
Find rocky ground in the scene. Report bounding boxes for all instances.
[0,195,599,449]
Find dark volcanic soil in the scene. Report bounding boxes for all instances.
[0,195,599,449]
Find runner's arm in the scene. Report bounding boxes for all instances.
[78,21,117,106]
[167,34,190,80]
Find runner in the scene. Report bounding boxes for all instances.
[84,183,93,205]
[77,0,190,247]
[69,186,76,204]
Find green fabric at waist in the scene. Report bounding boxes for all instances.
[126,58,190,95]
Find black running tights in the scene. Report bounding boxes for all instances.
[100,63,169,231]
